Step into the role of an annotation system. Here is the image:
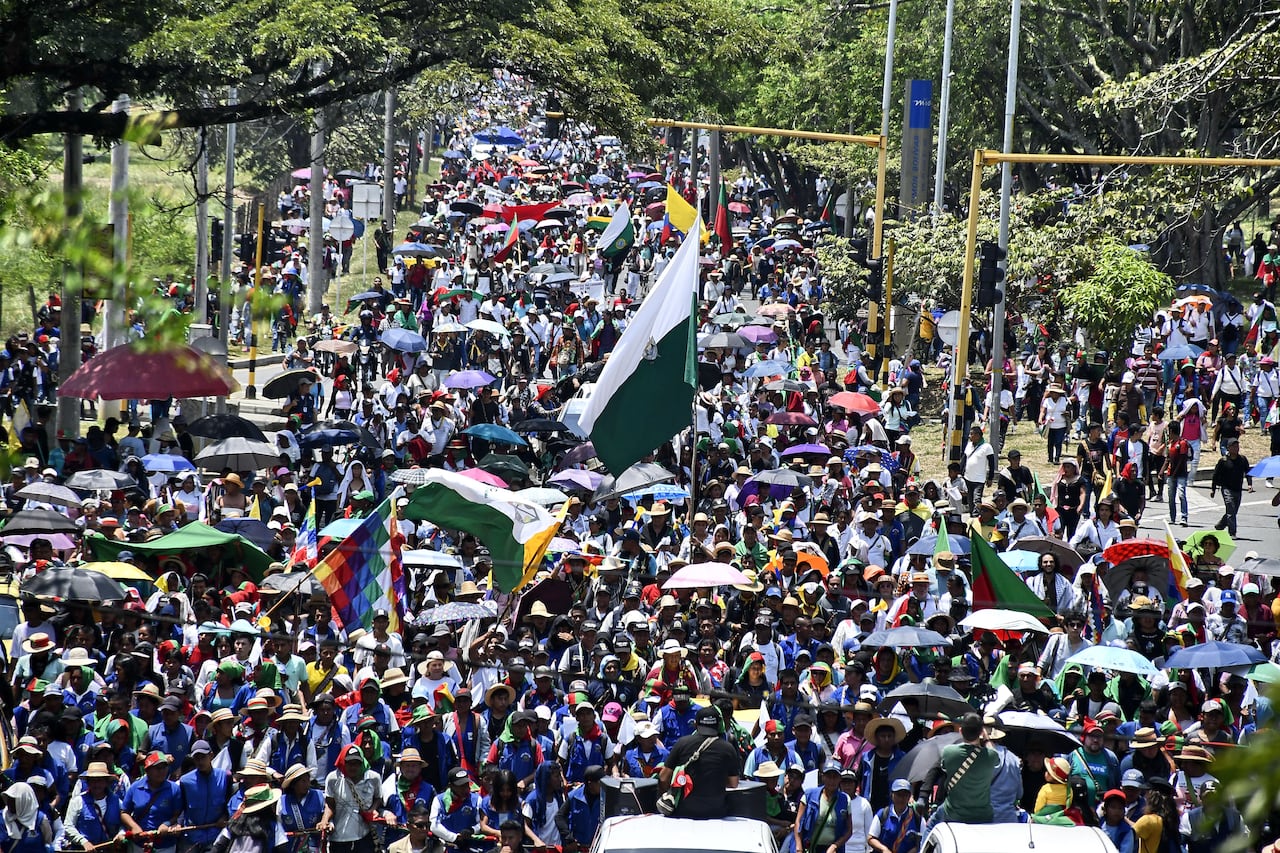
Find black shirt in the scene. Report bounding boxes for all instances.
[664,733,743,819]
[1212,454,1250,492]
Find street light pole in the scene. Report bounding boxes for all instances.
[989,0,1023,457]
[933,0,956,220]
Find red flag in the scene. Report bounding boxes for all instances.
[714,181,732,249]
[498,201,558,224]
[493,216,520,262]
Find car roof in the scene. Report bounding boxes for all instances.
[597,816,774,853]
[925,823,1117,853]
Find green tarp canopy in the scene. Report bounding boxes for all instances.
[86,522,274,581]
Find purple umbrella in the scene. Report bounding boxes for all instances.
[548,469,604,492]
[739,325,778,345]
[557,442,597,468]
[627,171,647,180]
[482,222,510,234]
[444,370,497,389]
[779,443,831,458]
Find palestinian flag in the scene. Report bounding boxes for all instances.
[492,215,520,262]
[580,217,701,474]
[713,181,732,249]
[597,204,635,260]
[403,469,561,593]
[969,532,1055,618]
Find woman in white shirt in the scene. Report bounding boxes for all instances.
[1039,383,1070,463]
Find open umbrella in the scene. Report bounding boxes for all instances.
[80,561,155,584]
[698,332,750,349]
[548,469,604,492]
[1164,641,1265,670]
[313,339,358,356]
[298,429,360,449]
[22,567,127,601]
[591,463,677,501]
[779,443,831,458]
[1065,645,1161,676]
[14,483,82,509]
[141,454,197,473]
[448,200,483,217]
[1016,536,1085,569]
[1102,556,1171,603]
[515,487,571,506]
[478,454,530,482]
[557,443,598,468]
[1158,343,1203,361]
[1239,554,1280,578]
[861,626,950,649]
[419,601,498,624]
[65,469,135,491]
[744,360,793,379]
[828,391,881,415]
[458,468,507,488]
[1249,456,1280,478]
[388,467,432,486]
[466,319,510,337]
[879,683,974,719]
[444,370,497,389]
[195,437,280,471]
[59,343,235,401]
[1001,549,1044,574]
[907,535,971,556]
[381,328,428,352]
[262,369,320,400]
[1101,539,1169,565]
[513,418,570,434]
[0,509,79,535]
[757,303,796,317]
[215,518,276,551]
[738,326,778,345]
[996,711,1081,755]
[462,424,527,446]
[662,562,752,589]
[751,468,813,489]
[187,414,267,442]
[261,571,325,598]
[892,732,963,783]
[764,379,813,394]
[958,609,1050,634]
[765,411,817,426]
[1185,530,1235,561]
[514,578,573,625]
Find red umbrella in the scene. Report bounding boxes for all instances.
[1101,538,1169,565]
[765,411,817,426]
[829,391,881,415]
[59,344,236,401]
[728,201,751,214]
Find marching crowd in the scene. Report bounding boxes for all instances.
[4,93,1280,853]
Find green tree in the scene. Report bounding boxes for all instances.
[1059,240,1172,354]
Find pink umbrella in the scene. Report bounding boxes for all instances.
[3,533,76,550]
[458,468,507,488]
[482,223,510,234]
[765,411,817,427]
[60,344,236,401]
[758,303,796,317]
[291,168,311,179]
[728,201,751,214]
[662,562,751,589]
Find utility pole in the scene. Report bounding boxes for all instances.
[708,130,721,241]
[843,121,858,238]
[933,0,957,219]
[307,106,327,315]
[383,88,397,234]
[194,124,209,321]
[867,0,898,382]
[102,94,130,422]
[989,0,1023,456]
[217,87,237,414]
[57,91,84,439]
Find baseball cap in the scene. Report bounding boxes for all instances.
[891,779,912,793]
[1220,590,1238,604]
[190,740,212,756]
[1121,769,1148,789]
[694,707,721,735]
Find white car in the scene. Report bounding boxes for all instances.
[591,814,777,853]
[922,822,1120,853]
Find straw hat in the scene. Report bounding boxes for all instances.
[754,760,784,780]
[1045,756,1071,783]
[82,762,115,781]
[283,763,312,788]
[864,716,906,742]
[380,668,409,690]
[241,783,282,814]
[1130,727,1161,749]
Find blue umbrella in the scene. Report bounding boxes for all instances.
[393,242,437,258]
[622,484,691,502]
[142,454,196,473]
[907,534,972,556]
[587,174,611,186]
[1164,641,1265,670]
[1249,456,1280,478]
[745,359,792,378]
[1001,549,1043,574]
[770,238,803,252]
[844,445,900,471]
[319,517,362,538]
[863,626,950,649]
[636,181,664,190]
[1158,343,1203,361]
[498,176,518,192]
[381,328,428,353]
[441,150,466,160]
[1065,645,1161,676]
[215,518,275,551]
[474,126,524,146]
[299,428,360,448]
[445,370,497,389]
[462,424,528,446]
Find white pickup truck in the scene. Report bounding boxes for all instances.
[922,823,1120,853]
[591,814,777,853]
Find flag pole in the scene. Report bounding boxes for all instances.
[687,193,704,524]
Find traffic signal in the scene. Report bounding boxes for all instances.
[977,240,1006,308]
[210,218,223,267]
[849,237,868,267]
[545,96,563,139]
[866,258,884,304]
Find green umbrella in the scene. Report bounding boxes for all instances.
[441,288,482,300]
[1248,662,1280,684]
[1186,529,1235,562]
[477,453,530,483]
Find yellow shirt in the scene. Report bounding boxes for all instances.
[307,661,349,694]
[1132,813,1165,853]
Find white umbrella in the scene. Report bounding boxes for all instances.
[432,321,468,333]
[466,318,510,337]
[514,487,570,506]
[958,609,1050,634]
[15,482,82,509]
[195,437,280,471]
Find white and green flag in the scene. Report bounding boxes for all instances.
[580,218,700,473]
[597,203,635,259]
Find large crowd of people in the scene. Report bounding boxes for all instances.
[4,86,1280,853]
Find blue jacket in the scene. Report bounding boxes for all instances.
[856,749,905,806]
[73,792,124,846]
[281,788,325,853]
[1101,820,1135,853]
[624,745,669,779]
[797,787,852,853]
[148,722,193,773]
[179,767,231,845]
[561,786,601,846]
[123,778,182,840]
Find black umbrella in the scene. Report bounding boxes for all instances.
[1102,556,1171,603]
[513,418,570,434]
[1,509,80,535]
[751,468,813,489]
[299,428,361,449]
[591,462,677,500]
[892,732,963,783]
[262,369,319,400]
[325,420,384,450]
[187,414,267,442]
[335,169,364,180]
[449,200,483,216]
[514,578,573,625]
[528,263,575,276]
[478,454,530,482]
[862,626,952,650]
[996,711,1082,756]
[878,683,974,720]
[66,469,135,491]
[22,567,127,601]
[261,570,326,598]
